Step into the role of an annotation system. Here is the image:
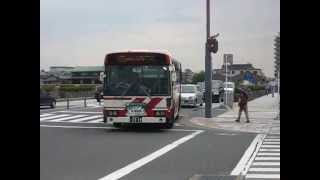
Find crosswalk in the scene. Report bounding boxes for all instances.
[40,113,104,123]
[40,113,184,126]
[246,135,280,179]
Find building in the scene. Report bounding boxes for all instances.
[40,70,61,84]
[182,69,194,84]
[274,33,280,78]
[213,63,267,86]
[70,66,104,84]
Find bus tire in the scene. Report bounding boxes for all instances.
[164,113,174,129]
[164,122,173,129]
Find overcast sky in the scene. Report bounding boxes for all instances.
[40,0,279,77]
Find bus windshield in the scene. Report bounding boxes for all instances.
[104,65,170,96]
[181,86,196,93]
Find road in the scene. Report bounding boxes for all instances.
[40,101,261,180]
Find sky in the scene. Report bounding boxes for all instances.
[40,0,280,77]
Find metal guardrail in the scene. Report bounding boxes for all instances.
[56,97,95,102]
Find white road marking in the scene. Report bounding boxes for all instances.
[252,162,280,166]
[255,157,280,161]
[260,149,280,152]
[263,142,280,144]
[57,111,102,114]
[257,153,280,156]
[246,174,280,179]
[98,130,204,180]
[40,114,54,117]
[39,124,201,132]
[264,139,280,141]
[230,134,266,176]
[261,145,280,148]
[48,115,88,122]
[266,136,280,139]
[86,118,103,123]
[249,168,280,172]
[40,114,71,121]
[67,115,103,122]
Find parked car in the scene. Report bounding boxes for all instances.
[40,89,56,108]
[224,82,235,92]
[181,84,203,107]
[202,80,224,103]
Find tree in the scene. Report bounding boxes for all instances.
[192,70,205,84]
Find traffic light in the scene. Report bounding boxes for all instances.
[207,35,219,54]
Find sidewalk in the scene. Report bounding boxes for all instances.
[190,93,280,134]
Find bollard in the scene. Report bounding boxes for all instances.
[84,96,87,108]
[67,97,69,109]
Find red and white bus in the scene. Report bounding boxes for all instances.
[102,50,182,128]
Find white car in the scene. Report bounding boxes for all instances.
[224,82,235,92]
[181,84,203,107]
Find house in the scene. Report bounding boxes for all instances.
[213,63,267,86]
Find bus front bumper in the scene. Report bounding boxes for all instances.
[105,116,167,124]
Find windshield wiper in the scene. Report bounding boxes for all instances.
[140,85,151,98]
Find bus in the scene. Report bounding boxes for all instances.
[102,50,182,128]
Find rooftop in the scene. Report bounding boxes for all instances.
[71,66,104,72]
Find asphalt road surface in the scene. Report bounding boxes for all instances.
[40,102,257,180]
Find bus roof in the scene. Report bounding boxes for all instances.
[106,50,173,57]
[105,50,181,65]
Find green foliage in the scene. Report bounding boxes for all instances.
[59,84,95,92]
[248,85,265,91]
[41,85,56,92]
[192,70,205,84]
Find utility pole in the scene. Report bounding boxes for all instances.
[205,0,219,118]
[204,0,212,118]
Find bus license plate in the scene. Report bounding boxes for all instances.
[130,116,142,123]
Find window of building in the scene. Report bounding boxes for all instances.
[253,71,257,75]
[231,70,234,74]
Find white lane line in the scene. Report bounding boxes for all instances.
[230,134,266,176]
[40,114,54,117]
[98,130,204,180]
[39,125,201,132]
[260,149,280,152]
[86,118,103,123]
[266,136,280,139]
[255,157,280,161]
[263,142,280,145]
[246,174,280,179]
[249,168,280,172]
[48,115,88,122]
[257,153,280,156]
[40,114,71,121]
[252,162,280,166]
[57,111,102,114]
[67,115,103,122]
[264,139,280,141]
[261,145,280,148]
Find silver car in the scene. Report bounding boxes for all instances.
[181,84,203,107]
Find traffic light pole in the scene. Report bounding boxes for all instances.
[205,0,212,118]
